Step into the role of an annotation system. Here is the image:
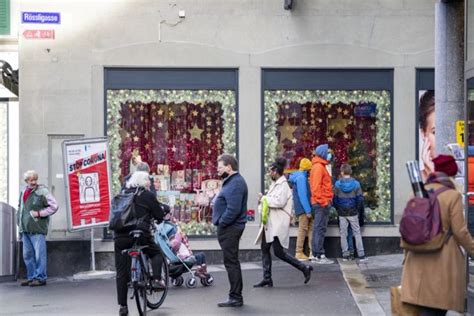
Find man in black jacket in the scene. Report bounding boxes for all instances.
[212,154,248,307]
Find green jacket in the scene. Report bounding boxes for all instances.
[17,185,58,235]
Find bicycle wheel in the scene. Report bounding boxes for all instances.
[147,254,169,309]
[134,258,147,316]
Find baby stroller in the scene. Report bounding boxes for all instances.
[154,220,214,288]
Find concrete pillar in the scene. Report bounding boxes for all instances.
[435,0,465,154]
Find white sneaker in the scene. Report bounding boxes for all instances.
[309,255,317,261]
[358,256,369,262]
[314,255,334,264]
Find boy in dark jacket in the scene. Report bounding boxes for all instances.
[333,164,367,261]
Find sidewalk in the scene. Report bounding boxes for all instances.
[340,253,463,316]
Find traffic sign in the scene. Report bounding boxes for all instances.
[23,29,55,39]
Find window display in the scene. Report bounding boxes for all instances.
[107,89,236,235]
[0,103,6,202]
[264,90,391,223]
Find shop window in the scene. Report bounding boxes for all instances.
[264,90,391,223]
[0,102,6,202]
[107,89,237,236]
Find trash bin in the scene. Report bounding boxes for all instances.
[0,202,16,282]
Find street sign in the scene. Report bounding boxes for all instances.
[456,120,464,147]
[21,11,60,24]
[23,29,55,39]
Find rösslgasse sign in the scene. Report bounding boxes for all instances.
[62,137,112,231]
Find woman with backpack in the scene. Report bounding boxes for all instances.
[112,171,167,316]
[254,158,313,288]
[401,155,474,315]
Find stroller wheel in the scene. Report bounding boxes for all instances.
[202,275,214,286]
[172,276,184,287]
[186,277,197,288]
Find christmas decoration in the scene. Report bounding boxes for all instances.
[264,90,391,222]
[106,90,236,236]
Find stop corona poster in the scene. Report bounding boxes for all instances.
[62,137,112,231]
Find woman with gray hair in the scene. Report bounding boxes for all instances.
[113,171,166,316]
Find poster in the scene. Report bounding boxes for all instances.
[418,90,435,181]
[62,137,112,231]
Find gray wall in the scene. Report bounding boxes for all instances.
[19,0,436,245]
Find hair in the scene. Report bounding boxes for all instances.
[217,154,238,171]
[135,162,150,173]
[23,170,38,181]
[340,164,352,176]
[271,157,287,176]
[419,90,435,132]
[126,171,150,188]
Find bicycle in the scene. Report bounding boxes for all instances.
[123,230,169,316]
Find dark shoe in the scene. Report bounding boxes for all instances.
[303,265,313,284]
[253,279,273,288]
[119,305,128,316]
[217,298,244,307]
[20,280,32,286]
[151,279,166,290]
[29,279,47,287]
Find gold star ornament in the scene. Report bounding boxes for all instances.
[188,124,204,140]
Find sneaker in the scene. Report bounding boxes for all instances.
[342,256,353,262]
[308,254,317,261]
[358,256,369,262]
[29,279,47,287]
[20,280,32,286]
[295,253,309,261]
[314,255,334,264]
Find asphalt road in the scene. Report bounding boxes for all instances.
[0,262,360,315]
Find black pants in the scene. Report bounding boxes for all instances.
[419,306,447,316]
[217,225,244,301]
[260,234,305,280]
[114,236,163,306]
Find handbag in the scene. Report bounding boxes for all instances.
[390,285,422,316]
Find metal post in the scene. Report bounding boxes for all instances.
[90,228,95,271]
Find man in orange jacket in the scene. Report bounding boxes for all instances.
[310,144,334,264]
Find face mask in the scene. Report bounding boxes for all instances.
[327,153,333,161]
[220,172,229,179]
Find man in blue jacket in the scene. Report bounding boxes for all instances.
[288,158,313,261]
[212,154,248,307]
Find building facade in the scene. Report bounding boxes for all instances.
[16,0,438,269]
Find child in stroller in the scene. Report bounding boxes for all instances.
[154,218,214,288]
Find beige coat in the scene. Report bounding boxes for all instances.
[255,176,293,249]
[401,182,474,312]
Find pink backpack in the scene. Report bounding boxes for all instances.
[399,186,451,253]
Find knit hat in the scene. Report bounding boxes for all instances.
[299,158,312,171]
[432,154,458,177]
[314,144,329,160]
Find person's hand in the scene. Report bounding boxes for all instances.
[421,139,434,175]
[306,213,312,220]
[258,193,263,202]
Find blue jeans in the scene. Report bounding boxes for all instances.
[347,225,354,254]
[311,204,330,257]
[22,233,47,281]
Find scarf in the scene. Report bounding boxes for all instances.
[425,172,456,190]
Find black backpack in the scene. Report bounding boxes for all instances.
[108,188,141,232]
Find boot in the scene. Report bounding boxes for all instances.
[302,265,313,284]
[253,278,273,288]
